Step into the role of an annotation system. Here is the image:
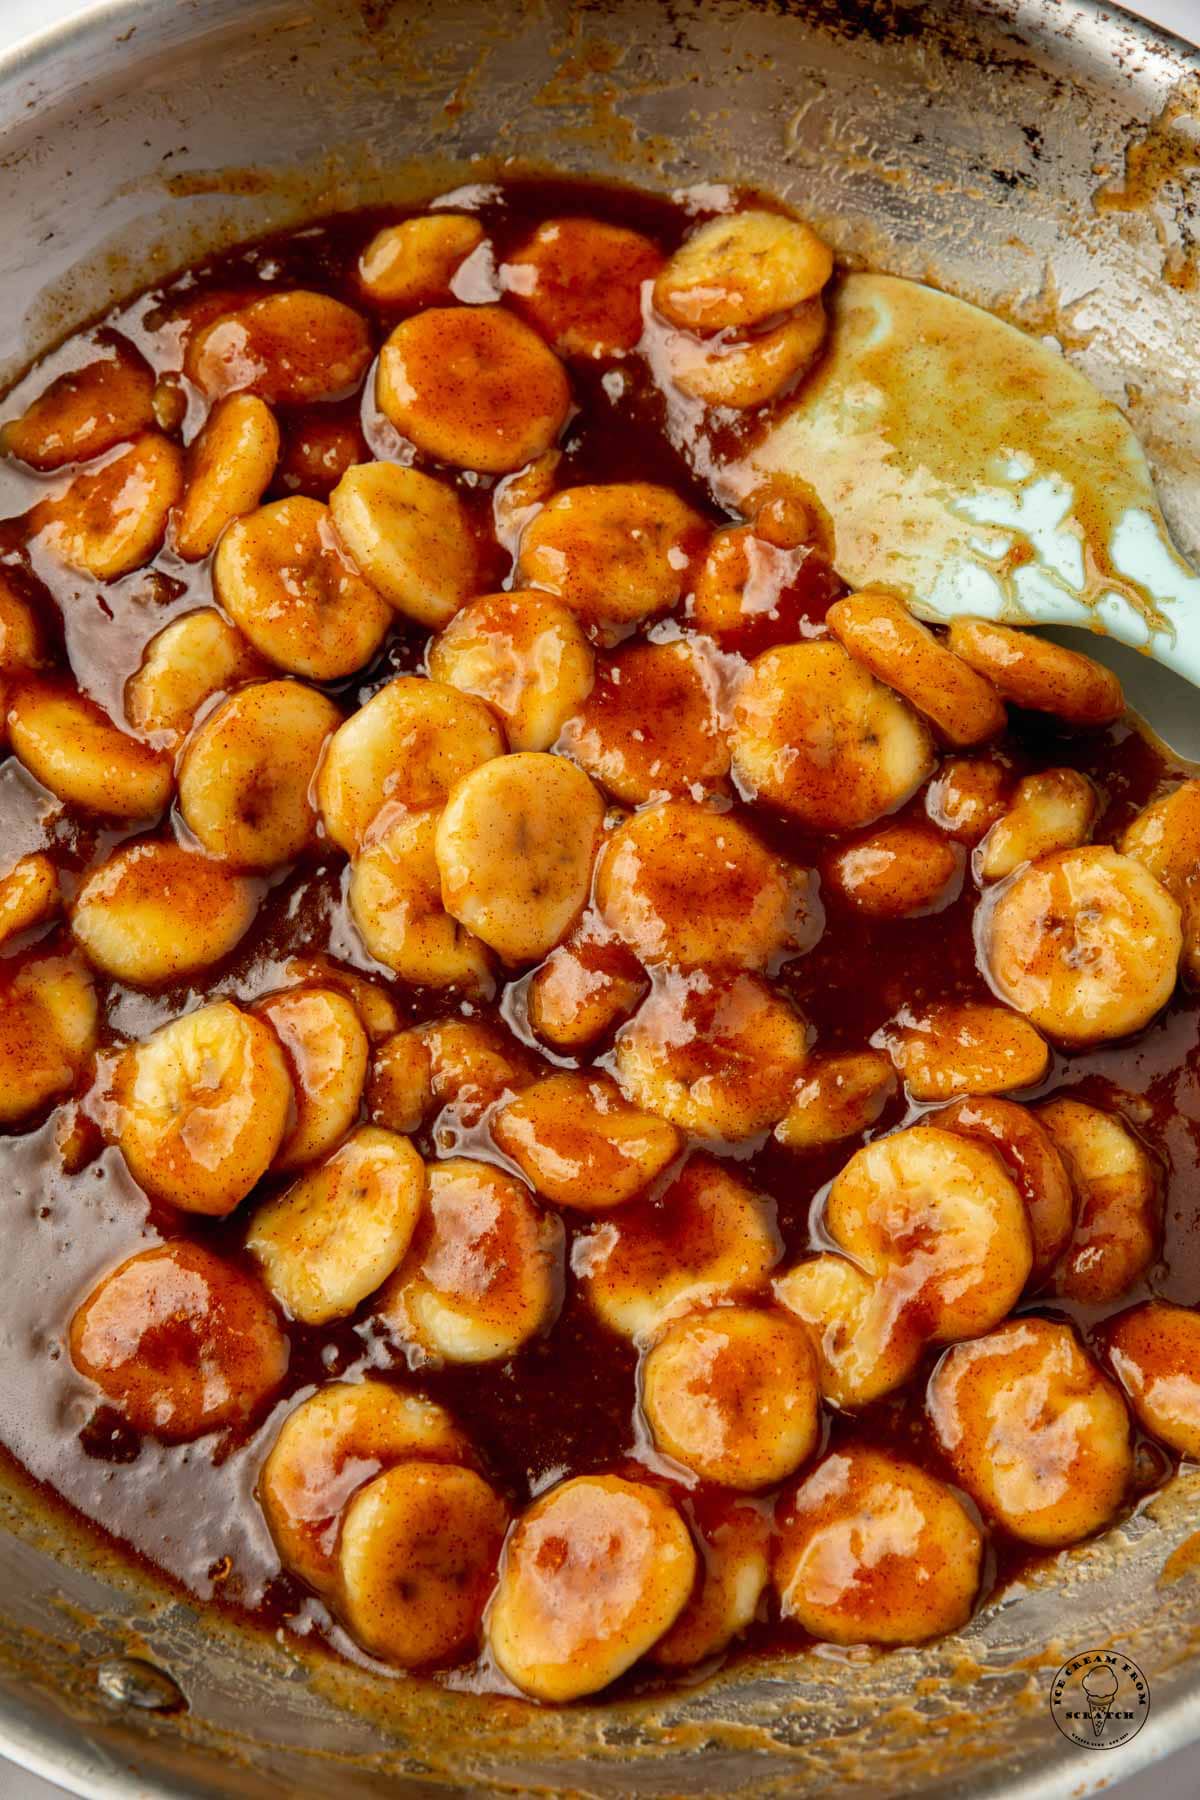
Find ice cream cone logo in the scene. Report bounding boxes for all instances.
[1050,1650,1150,1751]
[1082,1665,1119,1737]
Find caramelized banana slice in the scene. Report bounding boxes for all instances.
[577,1155,780,1341]
[178,679,340,869]
[0,949,96,1125]
[259,1380,473,1596]
[653,210,833,333]
[947,617,1124,727]
[936,1096,1075,1284]
[377,305,570,472]
[1,337,154,470]
[0,573,46,678]
[358,214,485,308]
[1121,780,1200,983]
[348,807,493,992]
[517,483,706,637]
[427,591,594,753]
[185,290,372,405]
[486,1474,696,1701]
[280,955,400,1044]
[774,1051,896,1152]
[247,1126,425,1325]
[368,1017,532,1138]
[504,218,661,359]
[253,986,369,1170]
[526,919,648,1052]
[663,303,827,409]
[31,431,183,578]
[435,753,604,963]
[378,1157,563,1363]
[774,1255,921,1409]
[367,1029,433,1135]
[125,609,265,748]
[828,590,1006,747]
[688,518,818,646]
[926,757,1010,845]
[337,1462,508,1668]
[978,769,1098,882]
[9,678,172,818]
[559,639,729,804]
[651,1494,770,1668]
[823,823,964,918]
[69,1242,287,1441]
[113,1000,292,1213]
[317,675,505,854]
[874,1000,1049,1101]
[775,1446,982,1645]
[982,846,1181,1045]
[731,642,935,832]
[1107,1301,1200,1460]
[641,1306,820,1488]
[328,463,479,629]
[927,1317,1132,1546]
[492,450,561,551]
[1037,1096,1159,1303]
[493,1071,681,1213]
[71,842,257,985]
[173,394,280,561]
[614,968,810,1140]
[0,852,60,947]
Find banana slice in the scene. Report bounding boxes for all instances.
[184,290,372,405]
[935,1096,1075,1284]
[259,1380,473,1596]
[178,679,340,869]
[9,678,172,819]
[731,642,936,832]
[1121,780,1200,983]
[214,496,391,680]
[368,1017,533,1136]
[30,431,183,578]
[874,999,1049,1101]
[667,303,827,409]
[152,373,187,435]
[112,999,292,1213]
[358,214,485,308]
[641,1305,820,1488]
[173,394,280,561]
[982,846,1181,1045]
[279,955,401,1045]
[377,304,570,473]
[526,918,648,1052]
[377,1157,563,1363]
[773,1255,921,1408]
[328,463,479,629]
[486,1473,696,1701]
[253,986,369,1170]
[576,1155,780,1341]
[492,450,560,553]
[978,769,1098,882]
[435,753,604,963]
[71,841,257,985]
[0,949,96,1125]
[774,1446,982,1646]
[947,617,1124,727]
[828,590,1006,747]
[317,675,505,854]
[559,639,729,804]
[503,218,662,359]
[348,806,493,992]
[653,210,833,333]
[926,756,1010,844]
[927,1316,1132,1547]
[614,968,810,1140]
[1037,1096,1159,1303]
[688,521,816,648]
[69,1241,288,1442]
[0,574,46,676]
[518,483,706,637]
[823,823,964,918]
[650,1494,770,1668]
[1107,1301,1200,1460]
[367,1029,433,1136]
[492,1071,681,1213]
[125,609,265,748]
[427,590,594,753]
[774,1050,896,1152]
[336,1462,508,1668]
[1,336,154,470]
[275,414,368,502]
[248,1125,425,1325]
[0,851,60,947]
[595,798,813,972]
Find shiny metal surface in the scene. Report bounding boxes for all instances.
[0,1,1198,1793]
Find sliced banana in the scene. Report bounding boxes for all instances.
[663,302,827,408]
[492,449,561,553]
[369,1016,533,1134]
[328,463,480,629]
[0,851,60,947]
[347,806,493,992]
[653,210,833,333]
[0,574,46,676]
[935,1096,1075,1284]
[0,949,96,1125]
[173,393,280,562]
[823,823,964,918]
[275,414,368,502]
[259,1380,473,1596]
[503,217,661,359]
[927,1316,1132,1547]
[69,1241,288,1442]
[925,756,1010,844]
[178,679,340,869]
[367,1028,433,1136]
[982,846,1181,1045]
[688,520,813,647]
[71,841,257,985]
[731,641,936,832]
[978,769,1098,882]
[358,214,485,308]
[1121,779,1200,984]
[253,985,369,1170]
[1,337,154,470]
[525,918,648,1052]
[31,431,183,578]
[576,1155,780,1341]
[774,1445,982,1646]
[774,1255,921,1409]
[378,1157,563,1363]
[614,968,810,1140]
[1107,1301,1200,1461]
[650,1494,770,1668]
[435,752,604,963]
[184,290,372,405]
[247,1125,425,1325]
[874,999,1049,1101]
[336,1461,508,1668]
[492,1070,681,1214]
[517,483,706,637]
[317,675,505,855]
[213,496,391,680]
[9,678,172,819]
[486,1473,696,1701]
[559,639,730,804]
[427,590,594,753]
[1037,1096,1159,1303]
[947,617,1125,727]
[377,304,570,473]
[125,609,265,748]
[828,590,1006,747]
[774,1050,896,1152]
[112,999,292,1213]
